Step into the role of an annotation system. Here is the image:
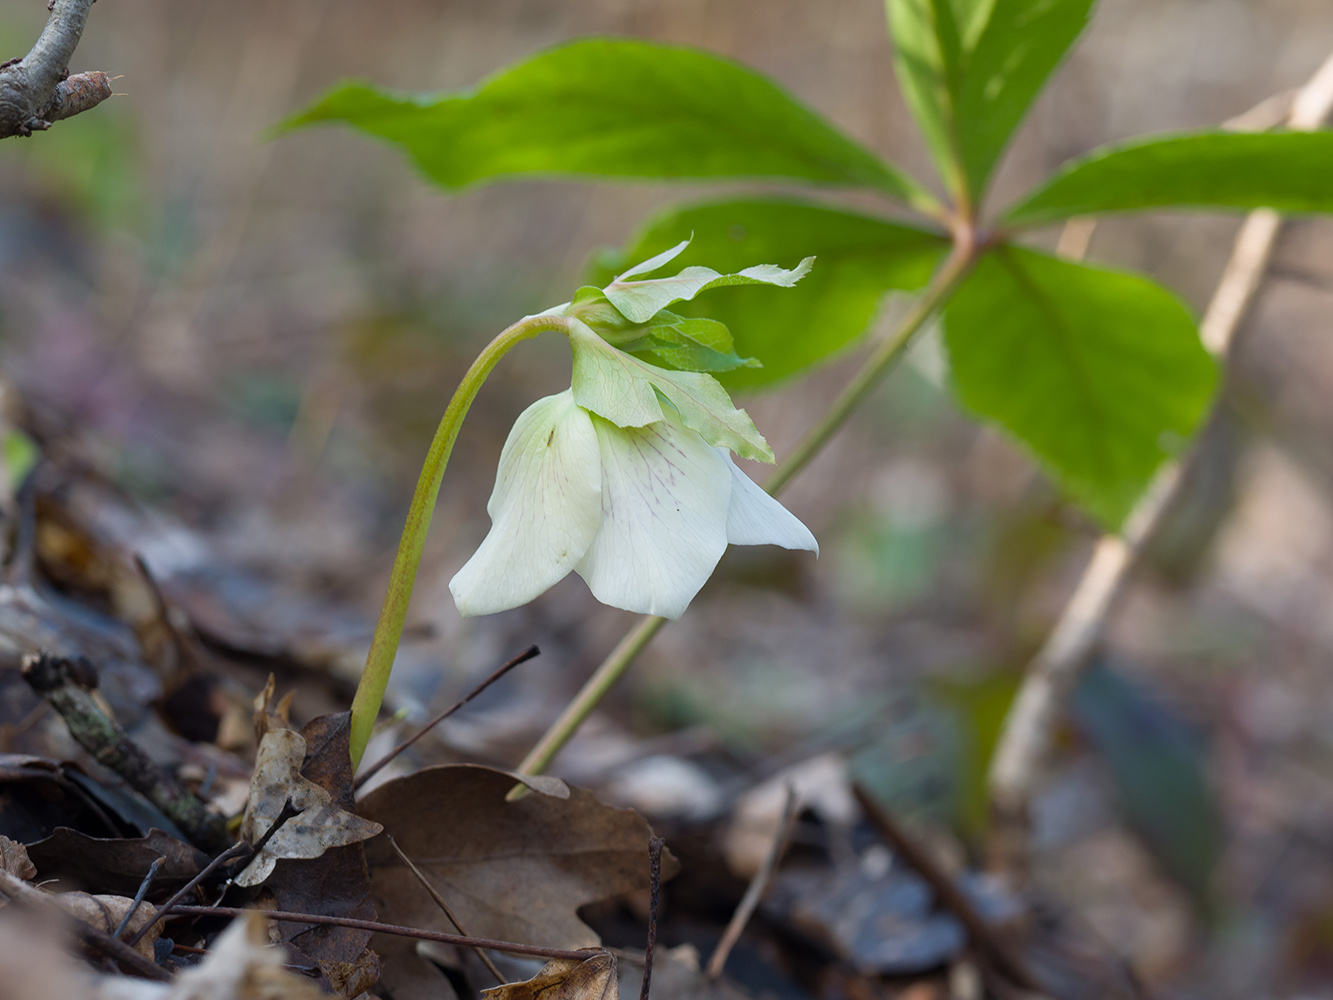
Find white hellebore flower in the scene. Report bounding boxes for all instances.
[453,321,815,624]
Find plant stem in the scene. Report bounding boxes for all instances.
[516,239,979,776]
[514,613,667,778]
[349,313,572,767]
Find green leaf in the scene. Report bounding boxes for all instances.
[1073,659,1223,903]
[943,247,1217,527]
[635,313,760,373]
[593,198,950,391]
[1004,130,1333,226]
[567,319,774,462]
[887,0,1093,203]
[285,38,928,205]
[601,243,813,324]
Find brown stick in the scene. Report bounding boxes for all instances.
[640,837,664,1000]
[387,834,507,984]
[0,869,172,982]
[706,785,798,979]
[985,47,1333,875]
[355,645,539,790]
[0,0,109,138]
[166,905,605,962]
[21,652,230,851]
[853,786,1041,993]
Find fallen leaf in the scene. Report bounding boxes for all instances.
[0,835,35,879]
[50,891,160,960]
[170,913,327,1000]
[483,954,617,1000]
[26,827,206,898]
[235,724,381,887]
[361,764,674,950]
[262,712,381,997]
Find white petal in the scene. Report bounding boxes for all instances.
[721,452,819,554]
[575,415,731,619]
[449,391,601,617]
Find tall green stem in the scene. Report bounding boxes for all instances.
[515,240,978,778]
[349,313,571,767]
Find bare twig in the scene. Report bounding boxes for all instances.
[640,837,665,1000]
[0,869,173,982]
[112,855,166,940]
[128,799,300,948]
[0,0,110,138]
[985,48,1333,875]
[706,785,798,979]
[166,904,605,962]
[853,786,1041,993]
[387,834,507,985]
[355,645,539,790]
[21,652,230,852]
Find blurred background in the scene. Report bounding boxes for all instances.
[3,0,1333,995]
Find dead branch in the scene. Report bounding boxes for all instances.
[985,47,1333,876]
[0,0,110,139]
[21,651,231,852]
[853,786,1042,994]
[167,904,605,962]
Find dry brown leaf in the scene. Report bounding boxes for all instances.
[170,913,326,1000]
[50,891,160,959]
[361,764,675,950]
[0,835,35,880]
[26,828,206,898]
[261,712,381,997]
[235,726,381,887]
[484,954,618,1000]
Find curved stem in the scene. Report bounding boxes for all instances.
[349,313,572,766]
[516,239,980,776]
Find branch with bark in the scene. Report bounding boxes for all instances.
[0,0,110,139]
[985,47,1333,877]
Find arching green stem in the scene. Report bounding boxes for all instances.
[349,313,572,767]
[515,239,979,778]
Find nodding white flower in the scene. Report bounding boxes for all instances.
[449,387,817,620]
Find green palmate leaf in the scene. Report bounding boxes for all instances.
[601,240,813,323]
[594,198,950,390]
[635,313,760,372]
[943,247,1216,527]
[567,318,774,462]
[286,38,929,206]
[886,0,1093,204]
[1004,130,1333,225]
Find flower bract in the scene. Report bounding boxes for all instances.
[449,389,816,619]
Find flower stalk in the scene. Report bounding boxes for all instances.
[349,313,573,766]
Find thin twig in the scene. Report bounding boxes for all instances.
[853,785,1041,993]
[706,785,798,979]
[21,651,230,851]
[0,869,172,982]
[387,834,507,984]
[985,46,1333,874]
[166,905,605,962]
[355,645,539,790]
[128,798,300,948]
[640,837,665,1000]
[112,855,166,940]
[0,0,109,138]
[125,841,249,948]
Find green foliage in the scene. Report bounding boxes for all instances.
[593,199,949,390]
[943,247,1216,527]
[286,38,929,205]
[886,0,1094,203]
[1005,130,1333,225]
[1073,660,1224,904]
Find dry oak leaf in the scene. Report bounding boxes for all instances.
[235,727,381,887]
[26,827,206,898]
[0,836,35,880]
[361,764,676,949]
[50,891,160,959]
[484,954,618,1000]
